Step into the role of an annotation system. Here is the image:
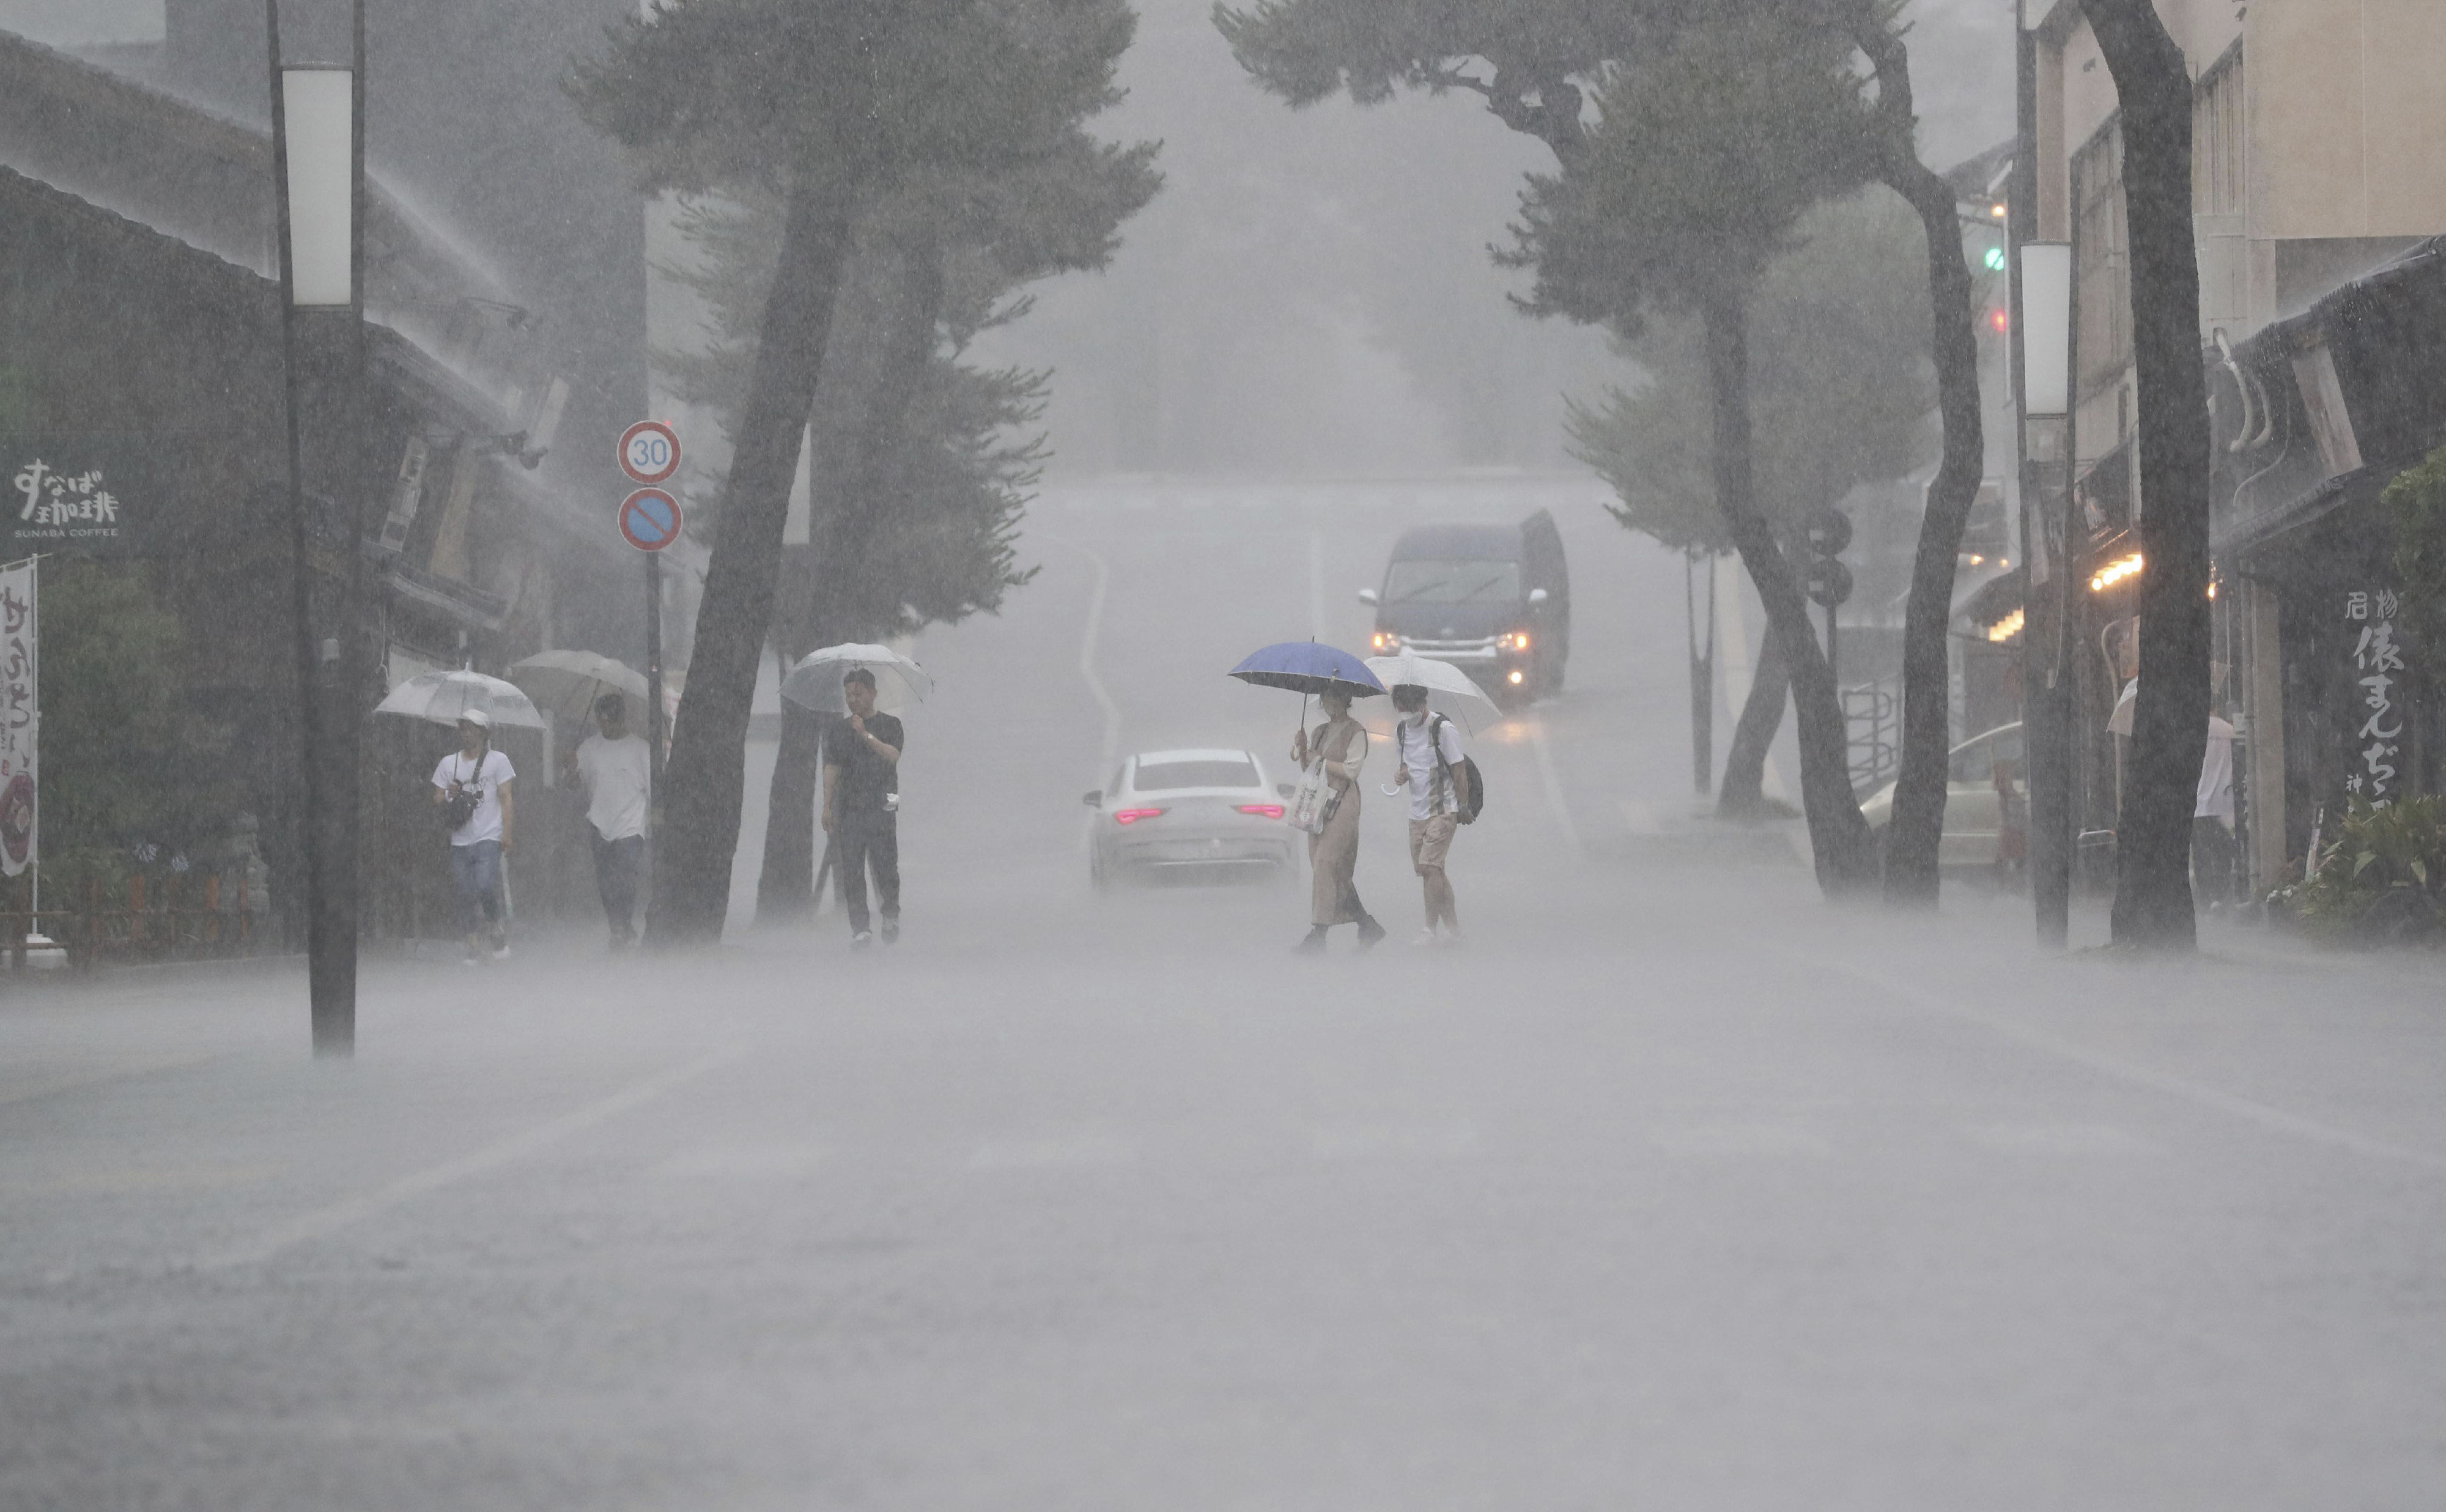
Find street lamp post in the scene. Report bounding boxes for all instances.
[266,0,368,1055]
[2014,0,2077,948]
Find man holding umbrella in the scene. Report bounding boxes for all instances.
[431,710,515,964]
[563,694,651,949]
[822,668,903,946]
[1391,684,1468,945]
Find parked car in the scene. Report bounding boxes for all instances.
[1083,748,1296,889]
[1857,722,2026,868]
[1359,509,1570,707]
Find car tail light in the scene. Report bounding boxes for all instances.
[1238,803,1285,819]
[1112,807,1166,825]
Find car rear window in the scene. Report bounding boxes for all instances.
[1134,759,1260,791]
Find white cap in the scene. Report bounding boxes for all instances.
[458,708,492,729]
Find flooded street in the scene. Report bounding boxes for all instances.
[9,487,2445,1510]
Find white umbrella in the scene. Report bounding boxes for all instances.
[372,669,545,730]
[1365,651,1502,732]
[780,643,934,714]
[508,649,649,726]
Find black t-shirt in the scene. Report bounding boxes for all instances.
[825,712,904,816]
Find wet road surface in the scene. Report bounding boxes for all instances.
[7,481,2446,1510]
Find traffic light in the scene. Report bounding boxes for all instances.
[1801,506,1852,609]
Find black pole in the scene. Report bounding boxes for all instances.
[1824,600,1839,691]
[267,1,361,1055]
[646,551,665,802]
[2014,0,2072,949]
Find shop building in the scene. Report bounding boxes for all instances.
[2018,0,2446,896]
[0,29,674,946]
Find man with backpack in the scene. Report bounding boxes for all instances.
[1390,683,1472,945]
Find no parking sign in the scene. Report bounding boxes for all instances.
[619,488,682,552]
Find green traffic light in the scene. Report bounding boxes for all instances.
[1984,246,2008,272]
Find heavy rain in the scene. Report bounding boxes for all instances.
[5,0,2446,1506]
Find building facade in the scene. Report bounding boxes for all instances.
[0,28,674,947]
[2023,0,2446,896]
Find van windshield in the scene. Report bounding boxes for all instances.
[1383,559,1521,605]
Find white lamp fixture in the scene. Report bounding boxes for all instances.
[279,65,355,308]
[2020,242,2071,418]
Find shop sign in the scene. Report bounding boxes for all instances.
[2344,587,2407,806]
[0,558,34,876]
[0,436,156,558]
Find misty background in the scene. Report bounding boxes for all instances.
[17,0,2013,483]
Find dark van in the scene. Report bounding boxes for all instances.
[1359,509,1570,704]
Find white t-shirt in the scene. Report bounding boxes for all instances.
[2197,715,2236,822]
[432,748,515,847]
[1395,712,1466,821]
[574,733,651,841]
[2107,678,2138,736]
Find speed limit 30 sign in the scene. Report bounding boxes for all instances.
[618,420,681,485]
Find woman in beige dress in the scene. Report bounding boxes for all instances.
[1291,690,1386,953]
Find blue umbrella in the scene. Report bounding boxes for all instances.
[1228,641,1388,698]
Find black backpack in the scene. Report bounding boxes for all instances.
[1424,714,1485,825]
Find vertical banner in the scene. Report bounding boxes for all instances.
[0,558,34,876]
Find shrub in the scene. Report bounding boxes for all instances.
[2277,795,2446,943]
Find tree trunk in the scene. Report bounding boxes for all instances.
[753,229,947,922]
[646,172,858,947]
[1716,624,1789,817]
[1845,5,1987,909]
[755,691,825,926]
[1701,290,1880,894]
[806,230,946,640]
[2082,0,2212,950]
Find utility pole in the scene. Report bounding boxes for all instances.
[2015,0,2075,948]
[267,0,369,1053]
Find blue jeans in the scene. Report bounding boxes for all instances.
[451,839,503,935]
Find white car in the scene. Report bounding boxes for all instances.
[1857,722,2027,868]
[1084,748,1296,888]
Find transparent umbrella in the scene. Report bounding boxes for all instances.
[780,643,934,714]
[1364,651,1501,732]
[371,669,545,730]
[508,650,649,726]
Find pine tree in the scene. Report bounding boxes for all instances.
[1219,0,1993,902]
[1569,191,1935,817]
[571,0,1150,942]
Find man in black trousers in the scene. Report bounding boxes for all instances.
[821,668,903,946]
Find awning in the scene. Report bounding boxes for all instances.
[1954,565,2026,633]
[2222,464,2397,592]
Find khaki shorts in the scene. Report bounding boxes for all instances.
[1408,814,1457,874]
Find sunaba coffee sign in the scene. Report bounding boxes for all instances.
[1,435,157,557]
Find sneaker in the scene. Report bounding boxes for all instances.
[1292,927,1328,955]
[851,930,874,948]
[1410,927,1439,948]
[1355,915,1386,950]
[880,918,900,945]
[490,942,512,962]
[461,953,480,968]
